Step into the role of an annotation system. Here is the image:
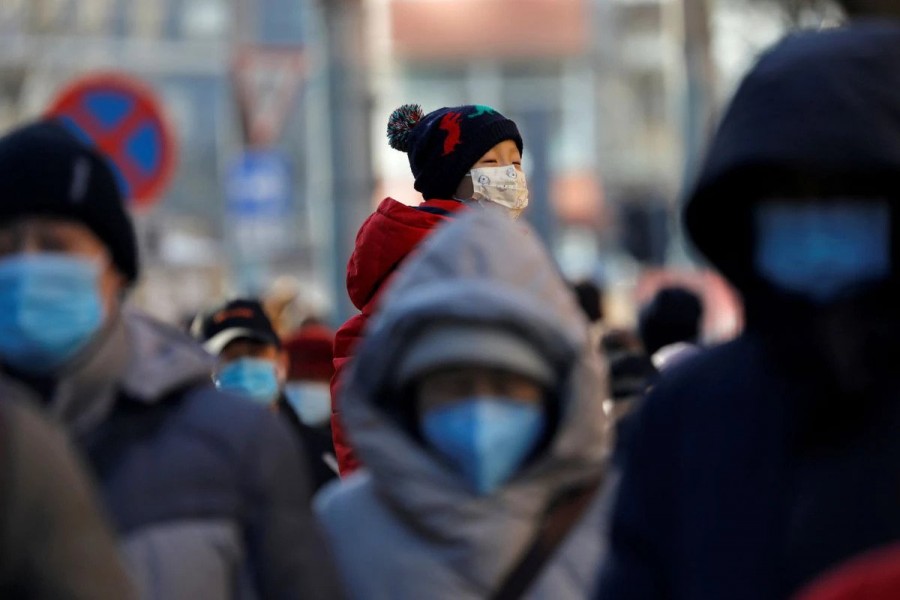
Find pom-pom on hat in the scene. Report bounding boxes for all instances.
[387,104,523,200]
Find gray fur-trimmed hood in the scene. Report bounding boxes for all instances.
[334,210,610,587]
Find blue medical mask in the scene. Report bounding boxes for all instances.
[421,397,546,495]
[284,381,331,427]
[0,253,105,374]
[755,201,891,302]
[215,357,281,404]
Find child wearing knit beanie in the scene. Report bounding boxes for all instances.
[387,103,528,217]
[330,103,527,476]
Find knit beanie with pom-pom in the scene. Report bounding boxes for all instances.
[386,104,522,200]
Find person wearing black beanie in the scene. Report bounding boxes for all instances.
[0,118,343,599]
[0,120,136,376]
[331,103,527,476]
[0,120,138,284]
[387,103,525,214]
[637,285,704,357]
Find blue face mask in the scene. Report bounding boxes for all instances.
[421,397,546,495]
[755,201,891,302]
[0,253,105,374]
[215,357,281,404]
[284,381,331,427]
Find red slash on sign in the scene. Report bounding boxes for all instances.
[46,72,177,210]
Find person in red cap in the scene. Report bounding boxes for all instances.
[332,103,528,475]
[282,319,339,489]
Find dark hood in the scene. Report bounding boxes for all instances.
[684,21,900,297]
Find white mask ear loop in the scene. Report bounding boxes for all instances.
[276,358,288,389]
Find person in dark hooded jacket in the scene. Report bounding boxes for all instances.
[332,103,528,475]
[637,286,704,372]
[597,21,900,599]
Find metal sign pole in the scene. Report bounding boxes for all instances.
[320,0,373,325]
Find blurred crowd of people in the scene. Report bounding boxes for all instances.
[2,14,900,600]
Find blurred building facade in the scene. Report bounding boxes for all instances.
[0,0,327,325]
[0,0,802,332]
[369,0,685,280]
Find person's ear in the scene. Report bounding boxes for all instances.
[454,173,474,200]
[277,350,290,383]
[101,265,128,312]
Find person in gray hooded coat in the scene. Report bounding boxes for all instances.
[315,209,611,600]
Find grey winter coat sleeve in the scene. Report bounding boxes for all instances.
[0,398,136,599]
[242,407,345,599]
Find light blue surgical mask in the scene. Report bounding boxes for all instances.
[0,253,105,374]
[755,201,891,302]
[284,381,331,427]
[421,397,546,495]
[215,357,280,404]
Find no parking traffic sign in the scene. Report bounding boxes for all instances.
[46,72,176,210]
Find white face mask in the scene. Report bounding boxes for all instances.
[284,381,332,427]
[465,165,529,219]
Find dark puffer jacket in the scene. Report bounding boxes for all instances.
[0,396,134,599]
[2,308,343,600]
[598,21,900,599]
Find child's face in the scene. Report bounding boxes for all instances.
[455,140,523,199]
[472,139,522,171]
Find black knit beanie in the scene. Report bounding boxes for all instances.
[0,119,138,284]
[387,104,523,200]
[637,287,703,356]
